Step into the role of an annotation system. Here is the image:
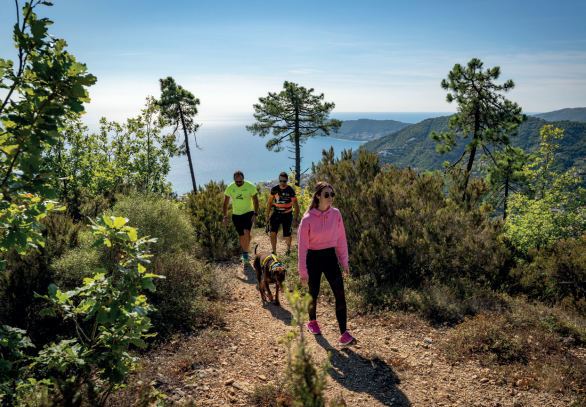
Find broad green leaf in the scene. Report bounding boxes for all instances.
[97,307,108,324]
[113,217,126,228]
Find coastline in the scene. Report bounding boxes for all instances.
[322,136,367,143]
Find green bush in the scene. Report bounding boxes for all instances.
[513,235,586,315]
[51,229,104,290]
[186,180,240,260]
[0,212,83,346]
[105,192,195,255]
[148,251,225,338]
[309,148,510,294]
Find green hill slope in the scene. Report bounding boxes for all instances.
[534,108,586,123]
[324,119,411,141]
[362,116,586,173]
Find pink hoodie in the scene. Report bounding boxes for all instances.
[297,206,349,278]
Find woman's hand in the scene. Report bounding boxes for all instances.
[301,277,308,286]
[223,216,228,227]
[343,265,350,277]
[266,216,270,224]
[251,214,257,223]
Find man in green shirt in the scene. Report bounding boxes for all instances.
[223,170,259,264]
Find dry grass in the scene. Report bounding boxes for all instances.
[441,310,586,394]
[250,376,293,407]
[105,329,234,407]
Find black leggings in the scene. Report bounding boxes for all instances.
[307,248,347,335]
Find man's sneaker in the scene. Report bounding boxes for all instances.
[339,331,356,346]
[306,320,321,335]
[242,256,249,264]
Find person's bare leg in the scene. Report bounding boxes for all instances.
[270,231,278,253]
[243,229,251,253]
[286,236,292,251]
[239,235,247,252]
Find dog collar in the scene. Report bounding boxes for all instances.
[270,262,281,270]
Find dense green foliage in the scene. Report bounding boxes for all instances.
[1,216,162,405]
[149,251,224,338]
[0,212,83,346]
[484,146,531,219]
[505,126,586,253]
[45,97,180,201]
[534,107,586,123]
[321,119,410,141]
[247,81,342,186]
[0,1,95,269]
[186,180,240,259]
[105,192,194,256]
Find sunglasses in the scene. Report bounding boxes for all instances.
[322,192,335,199]
[279,180,288,183]
[235,180,244,185]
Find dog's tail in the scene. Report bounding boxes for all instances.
[254,244,259,255]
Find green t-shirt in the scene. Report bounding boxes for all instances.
[225,181,257,215]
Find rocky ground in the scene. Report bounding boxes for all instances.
[142,233,576,407]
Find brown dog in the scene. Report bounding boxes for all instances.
[253,246,287,306]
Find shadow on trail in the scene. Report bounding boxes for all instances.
[262,301,293,327]
[235,262,258,286]
[313,335,410,406]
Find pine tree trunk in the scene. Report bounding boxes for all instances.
[503,177,509,220]
[295,109,301,187]
[462,108,480,200]
[178,104,197,193]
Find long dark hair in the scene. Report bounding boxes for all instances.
[305,181,334,215]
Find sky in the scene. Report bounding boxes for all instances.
[1,0,585,126]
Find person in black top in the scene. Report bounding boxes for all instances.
[265,172,300,254]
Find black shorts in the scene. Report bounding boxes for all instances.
[232,211,254,236]
[269,212,293,237]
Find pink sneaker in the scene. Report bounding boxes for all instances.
[339,331,356,346]
[306,320,321,335]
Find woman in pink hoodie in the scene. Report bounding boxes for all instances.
[298,181,356,346]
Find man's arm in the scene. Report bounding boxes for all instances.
[223,195,230,217]
[253,194,259,213]
[266,195,274,222]
[252,194,259,223]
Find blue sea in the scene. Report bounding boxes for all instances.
[167,112,453,194]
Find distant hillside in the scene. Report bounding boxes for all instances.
[534,108,586,123]
[362,116,586,174]
[324,119,411,141]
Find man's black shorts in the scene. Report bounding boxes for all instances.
[232,211,254,236]
[269,212,293,237]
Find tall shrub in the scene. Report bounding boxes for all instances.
[514,236,586,314]
[186,181,240,260]
[105,192,195,256]
[505,125,586,253]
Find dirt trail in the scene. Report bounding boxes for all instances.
[187,233,572,407]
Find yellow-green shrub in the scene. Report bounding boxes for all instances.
[186,180,240,260]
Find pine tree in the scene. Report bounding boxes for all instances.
[430,58,526,199]
[246,81,342,186]
[157,77,200,193]
[484,146,530,219]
